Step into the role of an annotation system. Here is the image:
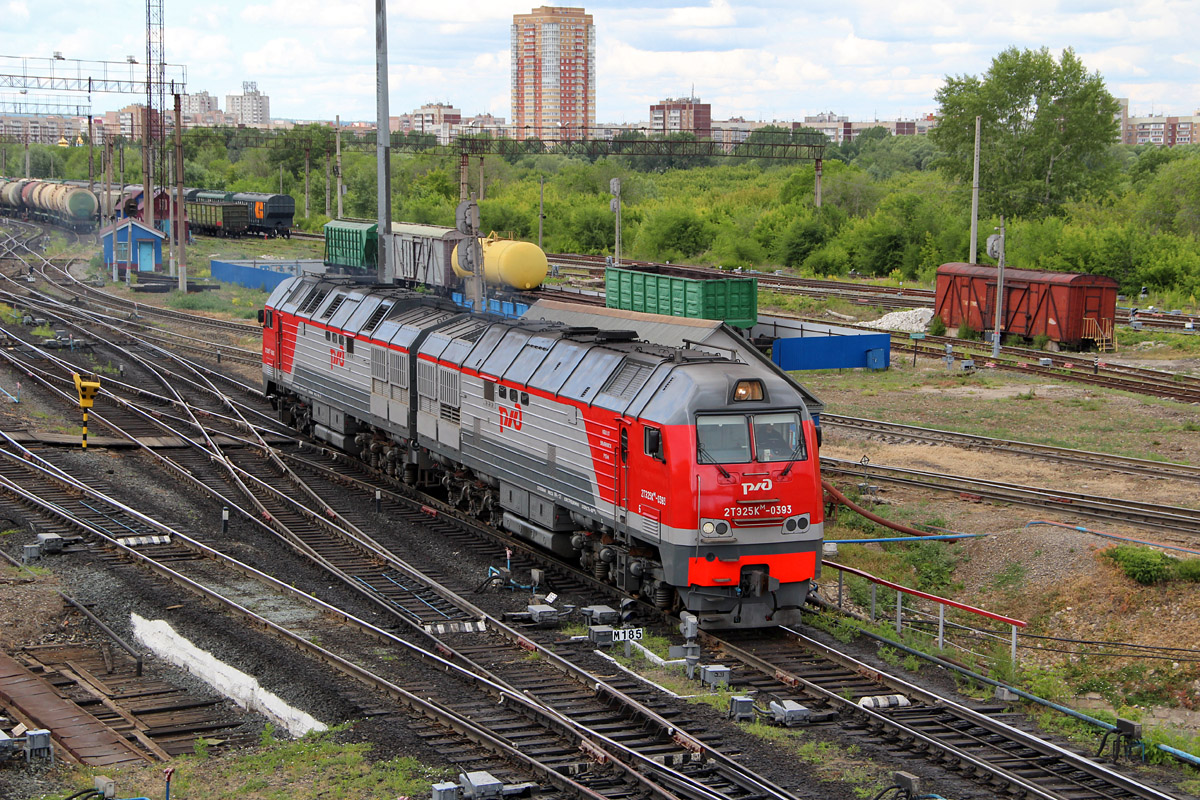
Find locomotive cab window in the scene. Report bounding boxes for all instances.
[696,415,750,464]
[753,412,803,462]
[645,427,664,462]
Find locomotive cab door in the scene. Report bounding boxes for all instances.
[264,308,282,382]
[614,425,629,525]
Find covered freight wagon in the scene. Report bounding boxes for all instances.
[384,222,464,289]
[934,263,1118,348]
[605,267,759,330]
[232,192,295,237]
[324,220,377,270]
[187,201,248,237]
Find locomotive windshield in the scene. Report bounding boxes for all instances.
[696,412,805,464]
[696,415,751,463]
[753,412,803,462]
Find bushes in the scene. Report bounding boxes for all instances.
[927,315,947,336]
[1102,545,1200,585]
[1176,558,1200,582]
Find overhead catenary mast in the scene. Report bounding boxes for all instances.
[144,0,166,232]
[375,0,392,283]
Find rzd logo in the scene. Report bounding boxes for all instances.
[329,347,345,368]
[499,404,523,431]
[741,478,772,495]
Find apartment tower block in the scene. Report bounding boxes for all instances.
[511,6,595,140]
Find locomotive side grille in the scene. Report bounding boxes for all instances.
[642,515,661,537]
[371,347,389,381]
[438,367,460,408]
[419,395,436,414]
[363,302,393,332]
[320,295,346,320]
[417,360,437,398]
[299,287,328,314]
[373,378,388,394]
[440,404,460,424]
[602,360,653,401]
[390,352,408,388]
[391,384,406,401]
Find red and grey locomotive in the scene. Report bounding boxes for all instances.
[261,274,824,628]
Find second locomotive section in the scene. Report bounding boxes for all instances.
[262,275,824,629]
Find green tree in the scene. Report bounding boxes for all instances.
[635,207,713,261]
[1138,155,1200,237]
[932,47,1120,218]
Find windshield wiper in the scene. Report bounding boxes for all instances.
[697,443,731,479]
[779,438,807,478]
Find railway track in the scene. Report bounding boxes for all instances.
[824,414,1200,484]
[0,387,806,800]
[553,252,1200,332]
[2,240,1193,797]
[0,290,812,800]
[761,310,1200,403]
[706,626,1176,800]
[821,456,1200,537]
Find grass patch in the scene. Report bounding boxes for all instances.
[42,724,450,800]
[1117,328,1200,358]
[741,721,888,798]
[992,561,1027,590]
[165,288,265,320]
[1104,544,1180,582]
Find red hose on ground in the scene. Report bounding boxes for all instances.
[821,478,935,538]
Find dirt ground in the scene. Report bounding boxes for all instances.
[815,353,1200,734]
[6,262,1200,771]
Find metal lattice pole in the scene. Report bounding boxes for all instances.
[145,0,165,233]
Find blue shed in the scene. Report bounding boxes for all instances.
[755,316,892,371]
[101,218,165,274]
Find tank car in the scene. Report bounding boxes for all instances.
[0,178,97,230]
[261,275,824,628]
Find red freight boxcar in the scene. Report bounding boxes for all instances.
[935,263,1119,348]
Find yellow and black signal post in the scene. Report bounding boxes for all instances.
[73,373,101,450]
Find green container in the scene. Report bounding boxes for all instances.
[605,267,758,329]
[324,220,378,269]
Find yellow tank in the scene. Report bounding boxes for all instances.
[452,234,548,290]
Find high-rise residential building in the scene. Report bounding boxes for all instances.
[182,91,219,115]
[226,81,270,127]
[511,6,595,140]
[650,97,711,138]
[1123,111,1199,146]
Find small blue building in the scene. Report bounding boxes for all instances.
[101,218,165,274]
[755,316,892,371]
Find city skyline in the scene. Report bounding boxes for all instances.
[5,1,1200,124]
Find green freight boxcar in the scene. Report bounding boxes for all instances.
[324,220,377,270]
[604,267,758,329]
[186,201,249,237]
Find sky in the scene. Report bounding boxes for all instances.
[4,0,1199,124]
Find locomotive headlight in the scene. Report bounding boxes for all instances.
[702,521,716,534]
[782,514,812,535]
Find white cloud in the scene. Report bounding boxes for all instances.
[665,0,736,28]
[14,0,1187,125]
